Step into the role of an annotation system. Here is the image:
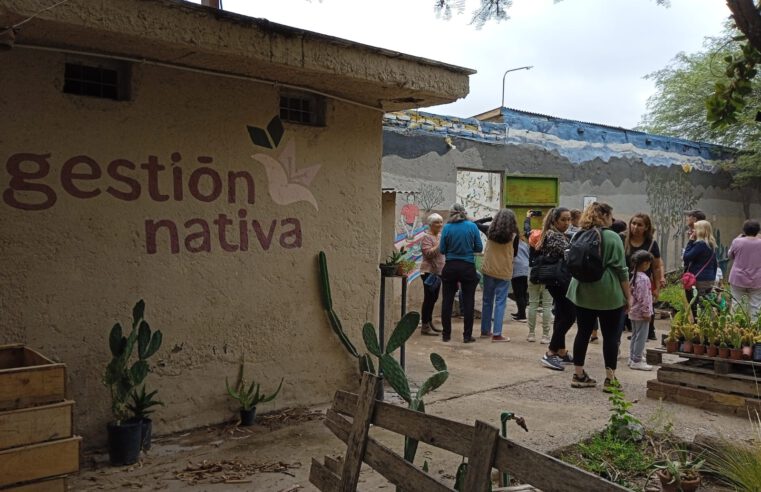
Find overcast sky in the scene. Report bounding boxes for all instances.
[196,0,730,129]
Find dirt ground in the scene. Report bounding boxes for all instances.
[70,301,757,491]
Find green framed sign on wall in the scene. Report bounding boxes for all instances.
[503,175,559,235]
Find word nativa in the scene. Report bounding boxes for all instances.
[146,209,301,255]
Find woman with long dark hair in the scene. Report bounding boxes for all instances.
[621,213,664,340]
[537,207,575,371]
[567,202,631,391]
[439,204,483,343]
[480,208,519,342]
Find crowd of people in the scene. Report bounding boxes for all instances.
[417,201,761,391]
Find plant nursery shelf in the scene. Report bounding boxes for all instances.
[646,348,761,416]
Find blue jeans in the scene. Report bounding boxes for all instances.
[481,275,511,336]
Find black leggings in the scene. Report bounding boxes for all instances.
[511,276,528,317]
[573,306,625,371]
[547,283,576,353]
[420,273,441,323]
[441,260,480,340]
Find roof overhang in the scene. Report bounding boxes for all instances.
[0,0,474,111]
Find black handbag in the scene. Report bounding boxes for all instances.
[529,255,568,287]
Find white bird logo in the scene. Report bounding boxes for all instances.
[252,139,321,211]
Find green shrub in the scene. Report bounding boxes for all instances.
[658,283,686,312]
[704,412,761,492]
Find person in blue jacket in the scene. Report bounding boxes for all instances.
[439,203,483,343]
[683,219,717,319]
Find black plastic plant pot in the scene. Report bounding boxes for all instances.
[140,418,153,451]
[379,264,397,277]
[753,343,761,362]
[107,419,143,466]
[376,376,385,402]
[240,408,256,426]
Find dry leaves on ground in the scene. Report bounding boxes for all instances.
[256,407,324,428]
[175,459,301,485]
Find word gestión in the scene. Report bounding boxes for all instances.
[2,152,302,254]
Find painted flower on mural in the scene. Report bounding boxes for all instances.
[248,117,321,211]
[681,162,694,173]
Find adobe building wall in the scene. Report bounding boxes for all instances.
[383,112,761,279]
[0,49,381,446]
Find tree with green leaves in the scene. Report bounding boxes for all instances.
[639,28,761,188]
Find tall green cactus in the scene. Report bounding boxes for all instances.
[318,252,450,470]
[362,321,449,472]
[103,300,163,422]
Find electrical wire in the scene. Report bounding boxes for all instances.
[15,44,387,113]
[0,0,70,36]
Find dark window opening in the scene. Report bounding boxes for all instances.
[279,93,325,126]
[63,61,129,100]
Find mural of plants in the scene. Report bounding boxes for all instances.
[645,167,701,269]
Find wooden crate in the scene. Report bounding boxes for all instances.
[0,477,66,492]
[0,401,73,451]
[0,437,81,488]
[0,345,66,411]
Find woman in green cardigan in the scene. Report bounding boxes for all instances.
[566,202,631,392]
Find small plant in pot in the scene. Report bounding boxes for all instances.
[719,341,730,359]
[103,300,163,466]
[692,325,706,355]
[707,328,719,358]
[682,325,696,354]
[666,326,679,353]
[648,449,704,492]
[226,362,283,426]
[729,329,744,360]
[741,330,753,360]
[380,247,407,277]
[127,385,163,451]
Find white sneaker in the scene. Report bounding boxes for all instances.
[527,334,536,342]
[627,359,634,368]
[630,360,653,371]
[540,335,550,344]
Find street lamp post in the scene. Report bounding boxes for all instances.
[501,65,533,108]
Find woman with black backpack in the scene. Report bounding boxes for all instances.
[566,202,631,392]
[533,207,575,371]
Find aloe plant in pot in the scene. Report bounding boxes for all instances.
[103,300,163,466]
[127,385,163,451]
[226,361,283,426]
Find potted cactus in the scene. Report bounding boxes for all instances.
[707,329,719,358]
[226,361,283,426]
[741,330,753,360]
[103,300,163,466]
[649,449,704,492]
[729,329,744,360]
[692,325,706,355]
[666,325,679,353]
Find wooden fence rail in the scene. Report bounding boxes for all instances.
[310,373,630,492]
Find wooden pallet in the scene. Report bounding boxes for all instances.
[646,348,761,416]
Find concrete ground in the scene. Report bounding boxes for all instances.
[70,302,757,491]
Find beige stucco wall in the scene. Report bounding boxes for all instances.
[0,49,382,446]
